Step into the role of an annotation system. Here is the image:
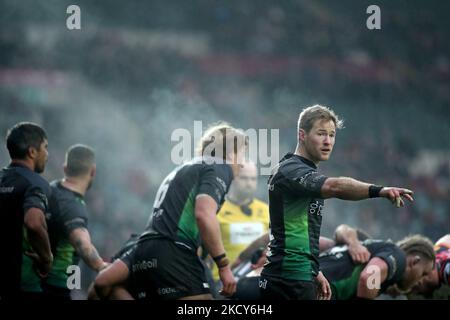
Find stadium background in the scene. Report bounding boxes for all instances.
[1,0,449,297]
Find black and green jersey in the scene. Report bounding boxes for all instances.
[44,180,88,288]
[0,163,51,297]
[111,233,139,261]
[319,239,406,300]
[142,157,233,251]
[261,153,328,282]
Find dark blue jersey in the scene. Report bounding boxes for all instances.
[0,163,50,297]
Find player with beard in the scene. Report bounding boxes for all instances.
[407,234,450,299]
[0,122,53,299]
[260,105,415,300]
[43,144,108,300]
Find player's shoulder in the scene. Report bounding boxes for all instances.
[58,195,88,220]
[50,180,73,200]
[15,166,50,194]
[0,165,20,185]
[365,240,406,280]
[201,163,234,188]
[251,198,270,221]
[193,157,233,175]
[365,239,402,254]
[217,199,233,213]
[217,199,244,217]
[51,181,86,211]
[278,154,317,179]
[0,166,8,178]
[209,162,233,175]
[215,207,234,226]
[49,179,62,194]
[251,198,269,211]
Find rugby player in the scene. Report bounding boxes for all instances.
[93,122,247,300]
[260,105,415,300]
[0,122,53,299]
[211,161,269,295]
[86,233,140,300]
[232,224,371,271]
[43,144,108,300]
[408,234,450,299]
[319,235,435,299]
[231,224,371,300]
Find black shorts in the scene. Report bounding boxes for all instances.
[232,276,261,300]
[41,282,71,300]
[111,233,140,261]
[120,237,211,300]
[259,275,317,300]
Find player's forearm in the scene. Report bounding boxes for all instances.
[319,236,336,252]
[25,211,53,262]
[75,241,105,272]
[357,280,380,299]
[322,177,372,200]
[334,224,359,245]
[196,209,226,258]
[70,228,105,272]
[238,233,270,261]
[357,258,388,299]
[27,228,53,263]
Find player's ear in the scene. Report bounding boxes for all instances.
[90,165,96,178]
[27,146,37,160]
[412,255,421,266]
[298,129,306,143]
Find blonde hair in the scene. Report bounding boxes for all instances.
[397,234,435,264]
[196,121,247,162]
[297,104,344,134]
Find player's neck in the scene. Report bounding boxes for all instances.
[10,159,35,172]
[62,176,88,196]
[294,145,319,166]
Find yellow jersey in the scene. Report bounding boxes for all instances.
[212,198,269,281]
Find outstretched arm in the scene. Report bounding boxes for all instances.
[321,177,414,207]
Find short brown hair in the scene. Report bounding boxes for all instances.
[397,235,435,264]
[65,144,95,177]
[297,104,344,134]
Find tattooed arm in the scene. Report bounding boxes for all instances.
[69,228,108,272]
